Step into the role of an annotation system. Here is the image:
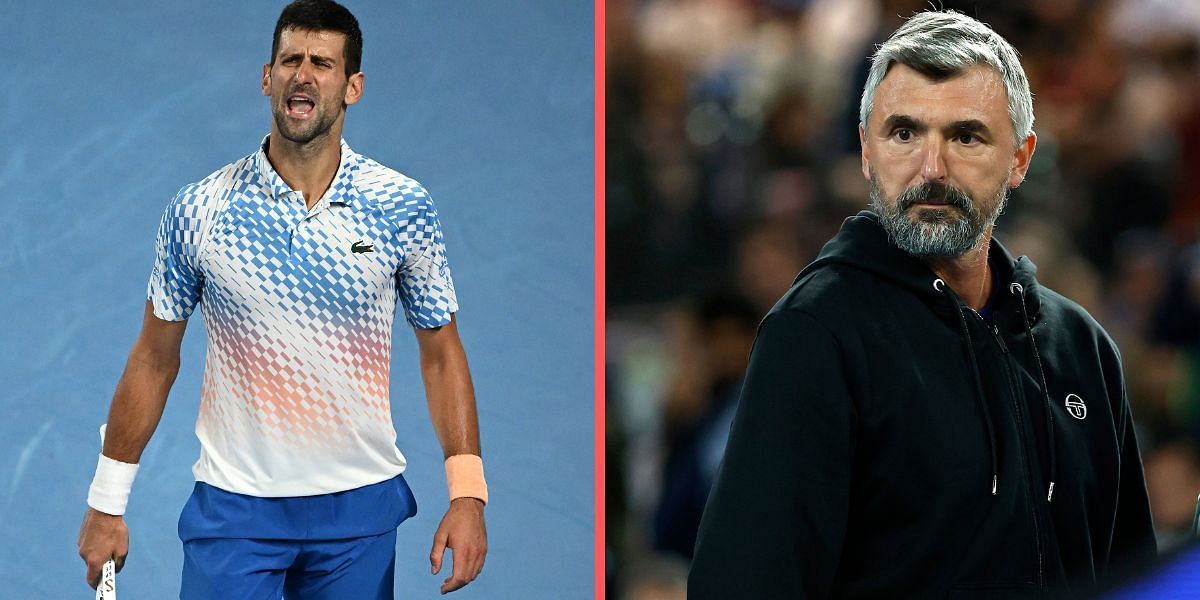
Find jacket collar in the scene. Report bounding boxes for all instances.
[797,211,1042,321]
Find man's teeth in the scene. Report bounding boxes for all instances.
[287,97,315,113]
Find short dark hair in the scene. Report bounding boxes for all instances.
[271,0,363,77]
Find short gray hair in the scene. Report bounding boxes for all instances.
[859,10,1034,145]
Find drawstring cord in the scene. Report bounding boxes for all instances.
[1011,282,1058,503]
[935,278,999,496]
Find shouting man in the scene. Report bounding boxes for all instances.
[77,1,487,597]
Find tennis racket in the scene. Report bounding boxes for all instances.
[96,558,116,599]
[95,425,117,599]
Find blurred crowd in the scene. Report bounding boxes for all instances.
[605,0,1200,597]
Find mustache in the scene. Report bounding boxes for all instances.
[896,182,972,212]
[284,85,319,99]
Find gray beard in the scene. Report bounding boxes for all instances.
[868,175,1009,259]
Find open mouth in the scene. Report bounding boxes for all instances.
[286,94,316,118]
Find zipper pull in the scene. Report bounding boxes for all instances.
[992,325,1009,354]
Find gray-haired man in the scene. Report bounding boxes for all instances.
[689,10,1156,598]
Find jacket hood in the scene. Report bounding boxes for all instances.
[795,211,1042,322]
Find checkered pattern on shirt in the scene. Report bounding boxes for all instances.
[147,137,458,497]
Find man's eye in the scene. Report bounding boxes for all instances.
[893,129,914,142]
[956,133,979,145]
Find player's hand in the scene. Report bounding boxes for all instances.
[77,507,129,590]
[429,497,487,594]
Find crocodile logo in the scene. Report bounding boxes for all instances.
[351,240,374,254]
[1065,393,1086,420]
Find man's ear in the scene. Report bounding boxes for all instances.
[344,72,364,106]
[1008,131,1037,188]
[261,64,271,97]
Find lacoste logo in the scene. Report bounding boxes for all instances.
[351,240,374,254]
[1065,393,1087,420]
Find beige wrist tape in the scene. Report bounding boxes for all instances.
[445,454,488,504]
[88,453,139,515]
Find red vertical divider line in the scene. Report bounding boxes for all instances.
[594,0,607,597]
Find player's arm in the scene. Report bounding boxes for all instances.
[77,300,188,589]
[415,315,488,595]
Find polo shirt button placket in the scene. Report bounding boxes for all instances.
[286,191,305,258]
[297,197,329,263]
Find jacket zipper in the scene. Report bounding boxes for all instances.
[985,317,1046,588]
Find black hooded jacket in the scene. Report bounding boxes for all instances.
[689,212,1157,599]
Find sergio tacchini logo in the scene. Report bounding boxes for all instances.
[1065,393,1087,420]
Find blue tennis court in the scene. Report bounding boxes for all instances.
[0,2,593,597]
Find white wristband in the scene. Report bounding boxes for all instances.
[87,453,139,516]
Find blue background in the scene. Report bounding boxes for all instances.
[0,2,593,598]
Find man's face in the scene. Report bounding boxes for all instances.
[860,63,1035,258]
[261,28,363,145]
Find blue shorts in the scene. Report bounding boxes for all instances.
[178,475,418,600]
[181,530,398,599]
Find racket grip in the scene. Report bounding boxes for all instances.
[96,559,116,599]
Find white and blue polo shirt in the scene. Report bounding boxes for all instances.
[149,136,458,498]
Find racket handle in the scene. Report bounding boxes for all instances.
[96,559,116,599]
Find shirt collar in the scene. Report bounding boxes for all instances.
[254,134,361,206]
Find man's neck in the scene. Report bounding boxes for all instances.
[925,229,994,312]
[265,128,341,209]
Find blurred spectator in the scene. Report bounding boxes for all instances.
[606,0,1200,597]
[622,554,689,600]
[652,290,757,559]
[1144,438,1200,552]
[606,370,629,598]
[735,220,811,314]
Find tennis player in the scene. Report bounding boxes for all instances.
[75,1,487,597]
[690,9,1157,598]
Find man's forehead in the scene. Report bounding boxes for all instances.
[277,28,346,57]
[872,63,1008,126]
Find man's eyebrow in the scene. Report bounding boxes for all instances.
[277,50,337,64]
[945,119,991,137]
[882,114,923,132]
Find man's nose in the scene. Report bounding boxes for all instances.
[920,139,948,183]
[293,59,314,85]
